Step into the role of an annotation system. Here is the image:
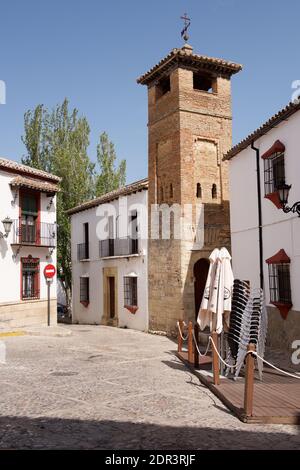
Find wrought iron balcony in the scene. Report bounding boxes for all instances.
[99,237,139,258]
[77,243,90,261]
[11,219,56,247]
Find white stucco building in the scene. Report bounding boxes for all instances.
[68,179,148,331]
[225,101,300,352]
[0,157,60,327]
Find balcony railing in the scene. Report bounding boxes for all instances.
[77,243,90,261]
[12,219,56,247]
[99,237,139,258]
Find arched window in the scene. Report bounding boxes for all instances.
[170,183,173,199]
[160,186,164,202]
[196,183,202,199]
[212,184,217,199]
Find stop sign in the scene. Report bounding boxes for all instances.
[44,264,56,279]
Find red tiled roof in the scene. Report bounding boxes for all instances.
[224,101,300,160]
[137,45,242,85]
[0,157,61,183]
[67,178,148,216]
[10,176,60,193]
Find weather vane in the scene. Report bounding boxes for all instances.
[180,13,191,42]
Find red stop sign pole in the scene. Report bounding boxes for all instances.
[44,264,56,326]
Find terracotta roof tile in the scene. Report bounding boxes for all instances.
[10,176,60,193]
[137,46,242,85]
[0,157,61,183]
[224,101,300,160]
[67,178,148,216]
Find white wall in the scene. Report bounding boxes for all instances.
[0,170,57,305]
[71,189,148,331]
[229,110,300,310]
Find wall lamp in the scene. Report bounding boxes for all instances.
[0,217,13,238]
[277,184,300,217]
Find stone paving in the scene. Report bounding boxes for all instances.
[0,325,299,450]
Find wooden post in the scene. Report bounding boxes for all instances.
[188,321,193,363]
[177,320,184,353]
[244,343,256,417]
[194,323,199,368]
[211,331,220,386]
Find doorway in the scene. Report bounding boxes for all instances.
[194,258,210,320]
[108,276,115,319]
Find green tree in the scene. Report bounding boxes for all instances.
[22,99,95,310]
[95,132,126,196]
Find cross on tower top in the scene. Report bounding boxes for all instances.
[180,13,191,43]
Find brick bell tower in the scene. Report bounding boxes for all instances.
[137,43,242,335]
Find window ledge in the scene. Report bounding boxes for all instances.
[101,254,140,260]
[270,301,293,320]
[265,191,282,209]
[79,259,90,262]
[80,301,89,308]
[124,305,139,314]
[193,89,218,96]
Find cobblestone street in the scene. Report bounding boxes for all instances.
[0,325,299,450]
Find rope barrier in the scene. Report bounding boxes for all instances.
[192,330,211,357]
[176,321,188,341]
[177,320,300,381]
[253,352,300,380]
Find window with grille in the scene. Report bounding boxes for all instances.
[80,277,89,305]
[21,257,39,300]
[264,151,285,195]
[268,263,292,305]
[124,277,137,307]
[266,249,292,318]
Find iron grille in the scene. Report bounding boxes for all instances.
[264,152,285,195]
[22,259,39,300]
[77,243,89,261]
[124,277,137,306]
[80,277,89,303]
[268,262,292,304]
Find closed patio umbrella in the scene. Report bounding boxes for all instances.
[197,247,234,334]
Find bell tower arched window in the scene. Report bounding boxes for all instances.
[196,183,202,199]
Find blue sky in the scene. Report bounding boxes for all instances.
[0,0,299,183]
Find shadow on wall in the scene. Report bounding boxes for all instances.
[0,415,299,450]
[182,201,231,328]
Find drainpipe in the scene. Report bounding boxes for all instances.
[251,141,264,290]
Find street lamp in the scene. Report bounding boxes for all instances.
[277,183,300,217]
[0,217,13,238]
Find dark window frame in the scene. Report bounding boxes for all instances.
[196,183,202,199]
[268,262,292,305]
[212,183,217,199]
[21,257,40,300]
[124,277,138,307]
[156,76,171,100]
[80,277,90,306]
[264,151,285,196]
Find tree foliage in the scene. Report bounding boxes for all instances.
[21,99,126,308]
[95,132,126,196]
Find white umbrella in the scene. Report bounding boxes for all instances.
[197,247,234,334]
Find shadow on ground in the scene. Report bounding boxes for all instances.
[0,415,299,450]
